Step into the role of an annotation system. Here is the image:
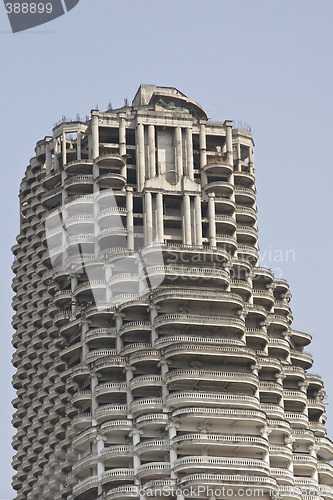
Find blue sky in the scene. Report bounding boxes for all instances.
[1,0,333,497]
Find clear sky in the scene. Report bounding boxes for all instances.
[1,0,333,497]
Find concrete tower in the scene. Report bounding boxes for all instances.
[11,85,333,500]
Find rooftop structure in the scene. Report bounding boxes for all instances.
[11,85,333,499]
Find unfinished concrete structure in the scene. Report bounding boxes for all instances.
[11,85,333,499]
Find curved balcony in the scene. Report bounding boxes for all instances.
[230,279,252,299]
[100,419,132,436]
[104,485,140,499]
[285,412,309,429]
[173,456,269,475]
[234,169,255,186]
[101,468,134,487]
[315,436,333,460]
[147,265,230,287]
[71,390,92,408]
[267,313,290,331]
[152,288,243,309]
[284,390,307,406]
[136,462,170,479]
[154,313,244,334]
[171,407,266,426]
[318,462,333,483]
[85,327,117,346]
[95,382,127,401]
[135,413,169,430]
[96,172,126,189]
[235,186,256,204]
[261,403,285,420]
[97,206,127,227]
[95,404,128,423]
[166,391,260,410]
[259,381,283,397]
[64,159,93,174]
[253,288,275,306]
[290,328,312,347]
[95,154,126,170]
[178,472,276,490]
[290,350,313,370]
[135,439,169,457]
[172,433,267,454]
[162,343,256,364]
[283,365,305,381]
[268,338,290,357]
[270,467,294,485]
[216,234,238,252]
[129,398,164,416]
[72,412,93,431]
[293,454,318,475]
[203,180,234,196]
[101,445,133,466]
[128,349,160,365]
[72,475,98,498]
[130,375,162,392]
[202,162,233,176]
[63,174,93,191]
[236,224,257,244]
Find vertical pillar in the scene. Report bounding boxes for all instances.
[208,193,216,247]
[119,116,127,178]
[45,142,52,173]
[156,192,164,243]
[126,187,134,251]
[194,195,202,246]
[249,144,254,174]
[92,112,99,160]
[148,124,156,178]
[186,127,194,180]
[175,126,183,176]
[225,120,234,167]
[62,131,67,167]
[115,312,124,353]
[81,320,89,362]
[96,434,106,495]
[183,194,192,246]
[53,137,59,171]
[199,123,207,185]
[149,304,159,345]
[144,192,153,245]
[236,142,242,171]
[137,123,145,191]
[77,131,81,161]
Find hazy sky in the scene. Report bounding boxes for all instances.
[1,0,333,497]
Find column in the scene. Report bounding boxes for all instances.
[126,187,134,251]
[45,142,52,173]
[186,127,194,180]
[175,126,182,176]
[53,137,59,170]
[183,194,192,246]
[249,144,254,174]
[225,120,234,167]
[199,123,207,185]
[92,112,99,159]
[156,192,164,243]
[145,192,153,245]
[119,116,127,178]
[62,131,67,166]
[96,434,106,495]
[77,131,81,161]
[149,304,159,344]
[115,311,124,353]
[167,422,178,478]
[208,193,216,247]
[194,195,202,246]
[137,123,145,191]
[148,124,156,178]
[81,319,89,362]
[236,141,242,171]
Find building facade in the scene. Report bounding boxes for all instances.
[11,85,333,500]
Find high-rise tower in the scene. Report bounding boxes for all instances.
[11,85,333,500]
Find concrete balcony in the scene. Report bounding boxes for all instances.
[154,313,244,333]
[135,439,169,457]
[236,224,258,244]
[290,350,313,370]
[136,462,171,479]
[202,161,233,176]
[95,404,128,423]
[101,445,133,465]
[166,391,260,410]
[136,413,169,430]
[162,343,256,363]
[293,453,318,473]
[96,172,127,189]
[178,472,276,490]
[316,436,333,460]
[261,404,285,419]
[95,382,127,400]
[152,287,243,308]
[318,462,333,484]
[253,288,275,306]
[172,433,267,454]
[95,153,126,170]
[148,264,230,287]
[203,180,234,197]
[165,368,258,390]
[285,412,309,429]
[128,349,160,365]
[235,185,256,203]
[259,381,283,397]
[72,475,98,498]
[156,335,245,349]
[173,456,269,475]
[100,419,132,437]
[130,375,162,392]
[130,398,164,416]
[171,407,266,427]
[64,159,93,174]
[101,468,134,486]
[270,467,294,485]
[103,485,139,499]
[268,338,290,357]
[290,328,312,347]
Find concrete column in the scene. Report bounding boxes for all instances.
[126,187,134,251]
[137,123,145,191]
[186,127,194,180]
[62,131,67,167]
[145,192,153,245]
[91,113,99,160]
[175,126,183,176]
[148,124,156,178]
[156,192,164,243]
[53,137,59,171]
[81,319,89,362]
[119,117,127,178]
[236,141,242,171]
[96,434,106,494]
[208,193,216,247]
[77,131,81,161]
[194,195,202,246]
[149,304,159,345]
[124,365,134,405]
[91,371,99,415]
[249,144,254,174]
[225,120,234,167]
[45,142,52,173]
[183,194,192,246]
[115,312,124,353]
[199,123,207,185]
